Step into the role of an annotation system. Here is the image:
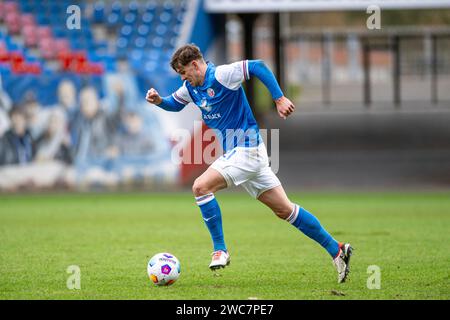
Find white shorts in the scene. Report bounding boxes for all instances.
[210,143,281,198]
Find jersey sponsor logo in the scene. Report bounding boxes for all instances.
[203,113,221,120]
[207,88,215,97]
[198,99,213,113]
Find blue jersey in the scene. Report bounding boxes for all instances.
[159,60,283,152]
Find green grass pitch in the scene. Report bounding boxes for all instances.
[0,192,449,300]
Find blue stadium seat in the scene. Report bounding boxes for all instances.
[144,1,157,14]
[20,3,33,13]
[163,1,175,11]
[93,1,105,24]
[52,26,67,38]
[144,60,158,73]
[155,24,168,37]
[48,3,61,14]
[135,37,147,49]
[141,12,154,25]
[124,12,138,25]
[128,49,144,69]
[95,40,108,51]
[137,25,150,37]
[107,13,120,28]
[120,25,133,38]
[111,1,123,16]
[116,36,128,48]
[159,11,172,24]
[36,15,50,25]
[128,1,140,15]
[151,37,164,49]
[147,50,161,61]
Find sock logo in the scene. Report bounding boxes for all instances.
[203,215,216,222]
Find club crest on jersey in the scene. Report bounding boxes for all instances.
[207,88,215,98]
[198,99,212,112]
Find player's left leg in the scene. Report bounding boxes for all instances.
[257,185,352,283]
[258,185,340,256]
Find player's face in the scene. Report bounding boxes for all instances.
[177,61,203,86]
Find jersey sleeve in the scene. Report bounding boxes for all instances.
[172,81,193,105]
[215,60,250,90]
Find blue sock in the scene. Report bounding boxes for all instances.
[195,193,227,252]
[287,204,340,258]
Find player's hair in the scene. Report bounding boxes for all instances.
[170,44,204,72]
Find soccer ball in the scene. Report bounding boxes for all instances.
[147,252,181,286]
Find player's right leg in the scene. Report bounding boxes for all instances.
[192,166,230,270]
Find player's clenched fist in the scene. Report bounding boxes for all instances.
[275,96,295,120]
[146,88,162,105]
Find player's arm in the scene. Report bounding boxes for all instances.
[247,60,295,120]
[216,60,295,119]
[146,88,185,112]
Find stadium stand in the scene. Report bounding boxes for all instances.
[0,0,188,105]
[0,0,199,191]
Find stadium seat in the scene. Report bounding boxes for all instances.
[107,13,120,29]
[120,25,133,37]
[93,1,106,24]
[144,1,157,14]
[116,36,129,50]
[151,37,164,49]
[137,25,150,37]
[111,1,123,16]
[134,37,147,49]
[36,15,50,25]
[128,1,140,15]
[159,11,172,24]
[156,24,168,37]
[124,12,138,25]
[141,12,154,25]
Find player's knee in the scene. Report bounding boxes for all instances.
[273,208,292,220]
[192,178,211,197]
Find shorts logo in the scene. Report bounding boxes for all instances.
[207,88,215,97]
